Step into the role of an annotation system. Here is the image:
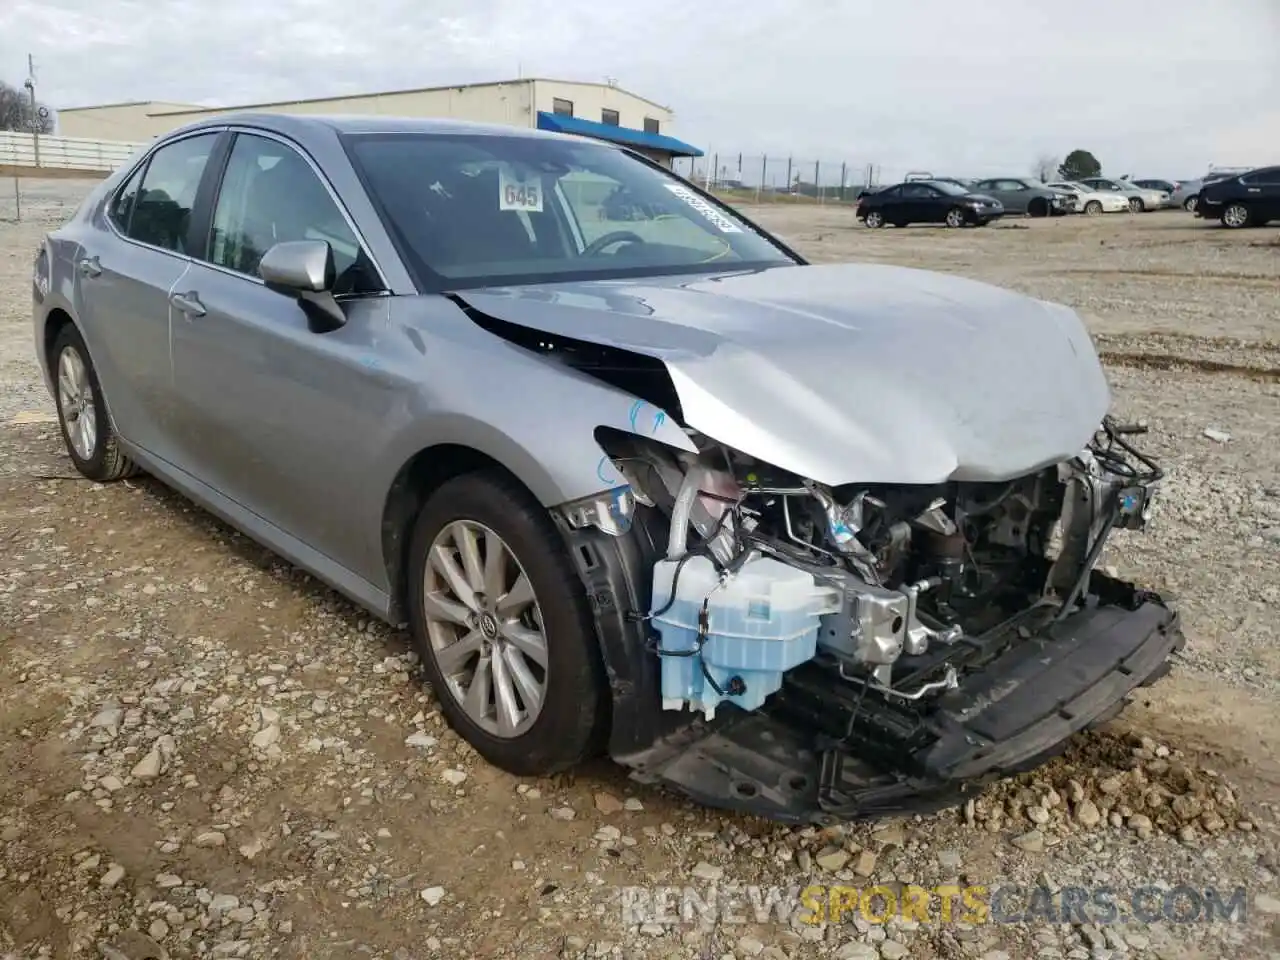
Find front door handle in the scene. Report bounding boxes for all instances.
[170,291,206,318]
[77,255,102,278]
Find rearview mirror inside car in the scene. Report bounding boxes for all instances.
[258,240,346,332]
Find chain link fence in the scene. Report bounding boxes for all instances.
[0,174,27,222]
[672,153,885,204]
[0,174,101,224]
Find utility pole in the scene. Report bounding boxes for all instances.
[23,54,40,169]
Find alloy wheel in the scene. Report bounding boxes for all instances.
[1128,197,1143,213]
[945,208,965,228]
[1085,201,1102,216]
[864,211,884,228]
[56,345,97,460]
[420,519,548,738]
[1222,204,1250,228]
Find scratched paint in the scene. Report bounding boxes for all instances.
[627,399,666,436]
[596,455,618,484]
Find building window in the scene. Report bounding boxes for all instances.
[552,98,573,116]
[601,108,620,126]
[643,117,660,135]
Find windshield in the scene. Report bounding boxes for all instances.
[927,180,971,196]
[343,132,795,289]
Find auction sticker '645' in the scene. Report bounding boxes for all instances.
[663,184,741,233]
[499,166,543,212]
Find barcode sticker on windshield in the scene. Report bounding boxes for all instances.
[663,184,741,233]
[499,167,543,213]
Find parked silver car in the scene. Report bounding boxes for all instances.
[969,177,1076,216]
[32,114,1182,822]
[1128,180,1181,209]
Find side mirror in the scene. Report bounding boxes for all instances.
[259,240,334,294]
[258,240,345,332]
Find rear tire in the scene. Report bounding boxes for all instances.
[1084,200,1103,216]
[51,324,140,483]
[407,471,606,776]
[1128,197,1145,213]
[1221,203,1251,229]
[863,211,885,228]
[1183,195,1198,212]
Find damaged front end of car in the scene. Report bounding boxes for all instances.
[555,416,1182,824]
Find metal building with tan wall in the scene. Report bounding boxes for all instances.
[55,78,703,167]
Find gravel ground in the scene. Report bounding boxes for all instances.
[2,182,1279,960]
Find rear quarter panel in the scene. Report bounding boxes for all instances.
[31,175,122,395]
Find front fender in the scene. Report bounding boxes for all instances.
[377,294,698,511]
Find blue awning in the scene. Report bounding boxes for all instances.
[535,111,704,158]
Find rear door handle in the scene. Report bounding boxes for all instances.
[77,255,102,278]
[170,291,206,318]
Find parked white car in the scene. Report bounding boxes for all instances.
[1078,177,1169,212]
[1046,181,1131,215]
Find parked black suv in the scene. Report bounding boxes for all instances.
[1195,166,1280,228]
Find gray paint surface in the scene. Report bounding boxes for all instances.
[34,111,1112,625]
[460,263,1110,486]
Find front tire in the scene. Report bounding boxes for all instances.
[1183,195,1198,212]
[1129,197,1145,213]
[1084,200,1103,216]
[51,325,139,482]
[407,471,606,776]
[1221,203,1251,229]
[945,207,967,228]
[1028,198,1049,218]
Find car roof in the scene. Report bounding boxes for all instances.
[158,111,603,148]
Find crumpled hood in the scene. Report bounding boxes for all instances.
[458,263,1110,485]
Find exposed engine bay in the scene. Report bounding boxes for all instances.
[560,416,1181,823]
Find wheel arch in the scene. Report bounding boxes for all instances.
[41,307,77,385]
[380,441,556,625]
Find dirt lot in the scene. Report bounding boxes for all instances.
[2,183,1279,960]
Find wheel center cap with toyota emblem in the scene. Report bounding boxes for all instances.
[478,612,500,640]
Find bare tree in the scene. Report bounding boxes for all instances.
[1032,154,1061,182]
[0,80,54,133]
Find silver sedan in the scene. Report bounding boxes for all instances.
[31,112,1181,823]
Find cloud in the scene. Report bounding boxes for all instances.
[2,0,1276,179]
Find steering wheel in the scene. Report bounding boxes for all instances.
[583,230,645,257]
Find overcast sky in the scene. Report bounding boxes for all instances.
[2,0,1277,181]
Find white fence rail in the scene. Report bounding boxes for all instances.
[0,131,145,173]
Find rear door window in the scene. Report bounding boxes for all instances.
[1243,168,1280,186]
[128,134,219,254]
[107,165,145,234]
